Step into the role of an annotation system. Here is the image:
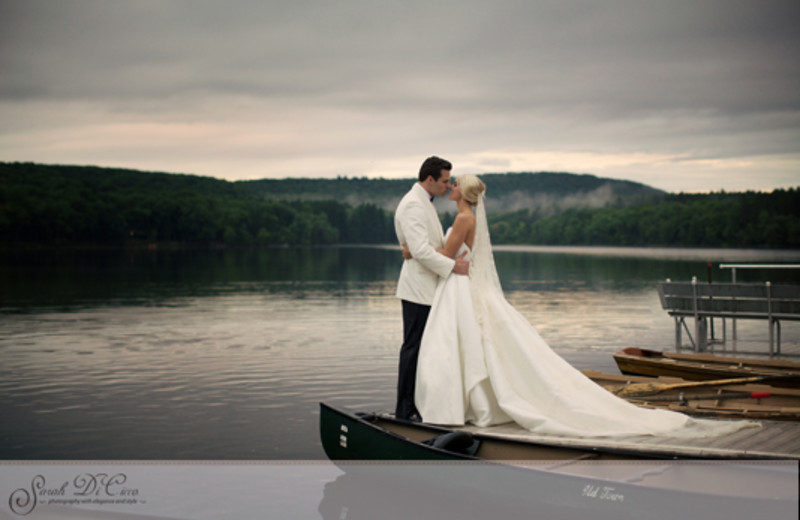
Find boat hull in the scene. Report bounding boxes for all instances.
[319,402,674,461]
[319,402,476,461]
[614,347,800,387]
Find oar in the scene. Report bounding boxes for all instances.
[627,391,772,402]
[613,374,798,398]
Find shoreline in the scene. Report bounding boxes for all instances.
[3,242,800,262]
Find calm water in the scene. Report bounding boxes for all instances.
[2,246,799,460]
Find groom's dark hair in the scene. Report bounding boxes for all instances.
[418,156,452,182]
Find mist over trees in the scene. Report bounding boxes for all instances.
[240,171,665,213]
[1,162,798,248]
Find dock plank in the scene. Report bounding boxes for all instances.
[766,424,800,451]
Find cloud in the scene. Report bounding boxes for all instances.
[1,0,798,192]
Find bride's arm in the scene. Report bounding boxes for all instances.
[438,213,472,258]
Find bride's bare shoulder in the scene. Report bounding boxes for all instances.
[452,211,476,228]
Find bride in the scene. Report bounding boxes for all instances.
[407,174,755,438]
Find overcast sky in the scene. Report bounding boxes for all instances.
[1,0,798,192]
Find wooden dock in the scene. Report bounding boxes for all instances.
[461,420,800,459]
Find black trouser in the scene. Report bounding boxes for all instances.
[395,300,431,420]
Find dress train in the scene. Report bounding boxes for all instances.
[415,236,757,438]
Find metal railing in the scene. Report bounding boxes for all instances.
[719,264,800,340]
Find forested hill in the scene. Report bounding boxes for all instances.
[1,162,798,248]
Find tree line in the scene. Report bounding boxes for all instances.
[0,163,393,246]
[1,162,798,248]
[484,189,800,248]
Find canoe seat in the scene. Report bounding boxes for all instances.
[422,431,481,457]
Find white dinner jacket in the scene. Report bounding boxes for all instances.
[394,183,455,305]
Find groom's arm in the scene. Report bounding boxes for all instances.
[399,201,455,279]
[399,205,470,276]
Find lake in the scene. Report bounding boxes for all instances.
[1,246,799,460]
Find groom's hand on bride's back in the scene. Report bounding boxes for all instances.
[453,251,469,276]
[400,244,468,275]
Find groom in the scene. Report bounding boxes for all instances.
[394,156,469,421]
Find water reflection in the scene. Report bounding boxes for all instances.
[495,249,800,286]
[3,246,797,311]
[0,247,403,310]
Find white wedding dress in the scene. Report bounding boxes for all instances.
[415,196,756,438]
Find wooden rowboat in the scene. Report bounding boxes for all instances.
[319,402,798,519]
[613,347,800,387]
[583,369,800,422]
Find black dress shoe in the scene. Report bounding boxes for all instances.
[408,414,422,423]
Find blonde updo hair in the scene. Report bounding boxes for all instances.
[458,174,486,206]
